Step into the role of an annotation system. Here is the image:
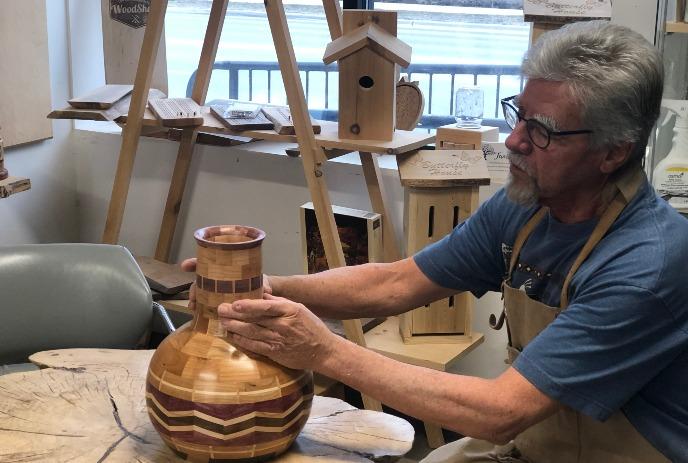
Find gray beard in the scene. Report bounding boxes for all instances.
[505,153,539,207]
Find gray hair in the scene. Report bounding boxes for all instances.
[522,20,663,170]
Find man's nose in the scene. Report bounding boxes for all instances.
[505,121,532,155]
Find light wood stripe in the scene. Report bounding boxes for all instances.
[146,391,312,425]
[149,369,309,402]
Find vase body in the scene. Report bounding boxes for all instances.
[147,225,314,462]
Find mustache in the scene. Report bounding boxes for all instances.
[508,152,531,174]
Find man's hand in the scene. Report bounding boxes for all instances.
[180,258,273,312]
[217,294,337,371]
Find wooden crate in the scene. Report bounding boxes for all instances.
[300,202,382,274]
[435,124,499,150]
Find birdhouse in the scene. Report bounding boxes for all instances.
[323,10,411,141]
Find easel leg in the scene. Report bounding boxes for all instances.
[264,0,381,412]
[155,129,198,261]
[154,0,229,261]
[102,0,168,244]
[360,151,402,262]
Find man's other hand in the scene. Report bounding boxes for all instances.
[217,294,335,371]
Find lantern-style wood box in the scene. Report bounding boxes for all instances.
[398,149,490,344]
[300,202,382,274]
[323,10,411,141]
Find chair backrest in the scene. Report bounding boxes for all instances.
[0,243,153,364]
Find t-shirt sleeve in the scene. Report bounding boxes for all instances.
[513,281,687,421]
[413,189,519,297]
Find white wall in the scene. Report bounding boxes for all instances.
[0,0,79,245]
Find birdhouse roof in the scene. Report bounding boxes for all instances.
[322,22,411,67]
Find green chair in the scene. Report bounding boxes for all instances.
[0,243,174,374]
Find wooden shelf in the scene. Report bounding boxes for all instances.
[666,21,688,33]
[364,316,484,371]
[49,104,433,156]
[0,176,31,198]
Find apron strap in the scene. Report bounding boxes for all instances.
[507,207,548,279]
[559,168,645,308]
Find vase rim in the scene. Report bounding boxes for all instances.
[194,225,266,250]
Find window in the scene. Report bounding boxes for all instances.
[165,0,530,129]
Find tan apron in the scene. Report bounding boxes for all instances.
[421,169,669,463]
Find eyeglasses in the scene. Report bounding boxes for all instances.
[500,95,593,149]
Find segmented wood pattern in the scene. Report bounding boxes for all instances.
[147,225,313,461]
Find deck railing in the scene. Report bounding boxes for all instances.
[187,61,523,130]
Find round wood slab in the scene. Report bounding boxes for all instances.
[0,349,414,462]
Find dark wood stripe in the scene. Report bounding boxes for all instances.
[147,377,313,419]
[148,396,311,437]
[149,406,308,446]
[196,276,261,294]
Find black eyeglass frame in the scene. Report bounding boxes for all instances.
[500,95,593,149]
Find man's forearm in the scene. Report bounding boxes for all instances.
[317,336,559,444]
[269,263,409,319]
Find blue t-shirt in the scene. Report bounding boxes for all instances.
[414,179,688,462]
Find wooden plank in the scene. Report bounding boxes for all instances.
[68,84,133,109]
[148,98,204,127]
[0,0,52,147]
[102,0,169,245]
[50,89,166,122]
[0,176,31,199]
[101,0,168,95]
[321,0,343,39]
[365,317,484,371]
[262,106,321,135]
[154,0,229,263]
[667,21,688,33]
[134,256,194,295]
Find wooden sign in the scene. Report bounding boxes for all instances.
[210,102,274,131]
[523,0,612,23]
[397,149,491,188]
[148,98,203,127]
[109,0,150,29]
[101,0,168,95]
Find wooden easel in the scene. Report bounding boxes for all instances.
[100,0,428,412]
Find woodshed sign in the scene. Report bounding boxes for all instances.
[110,0,150,29]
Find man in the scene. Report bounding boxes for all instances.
[184,21,688,462]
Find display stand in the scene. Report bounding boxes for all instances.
[91,0,438,413]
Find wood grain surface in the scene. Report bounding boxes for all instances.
[0,348,415,462]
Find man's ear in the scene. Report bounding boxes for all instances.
[600,142,633,174]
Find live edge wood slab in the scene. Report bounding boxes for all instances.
[0,349,413,462]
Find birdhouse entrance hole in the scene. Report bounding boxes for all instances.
[359,75,374,89]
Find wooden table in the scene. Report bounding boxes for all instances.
[0,349,414,462]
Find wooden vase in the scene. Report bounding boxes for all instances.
[147,225,314,462]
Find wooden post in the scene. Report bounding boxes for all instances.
[154,0,229,262]
[264,0,381,412]
[102,0,168,244]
